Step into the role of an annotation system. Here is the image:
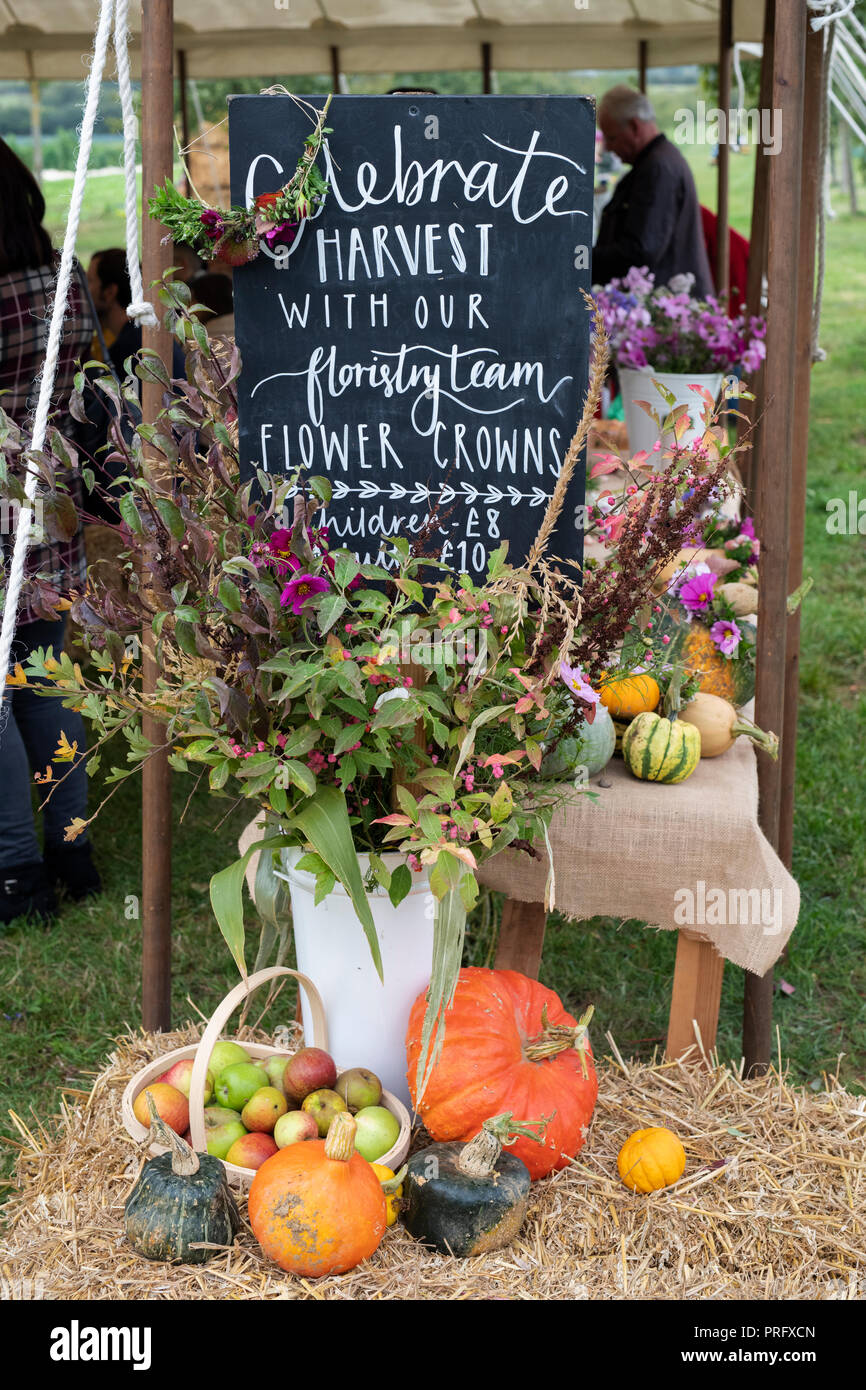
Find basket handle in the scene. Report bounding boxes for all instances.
[188,966,328,1153]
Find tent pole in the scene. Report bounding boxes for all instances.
[482,42,492,95]
[27,60,43,185]
[741,0,775,504]
[638,40,648,94]
[744,0,807,1076]
[140,0,175,1034]
[178,49,191,196]
[330,45,341,93]
[778,23,825,871]
[716,0,733,297]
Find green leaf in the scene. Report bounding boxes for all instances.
[253,840,291,930]
[208,833,294,980]
[285,760,316,796]
[209,760,230,790]
[155,496,185,540]
[291,787,383,980]
[218,577,243,612]
[175,621,199,657]
[371,696,421,731]
[388,863,412,908]
[314,870,337,905]
[333,553,361,590]
[367,852,391,891]
[119,493,143,534]
[415,885,467,1103]
[295,851,328,874]
[420,809,444,839]
[316,592,347,634]
[310,475,332,506]
[395,785,419,820]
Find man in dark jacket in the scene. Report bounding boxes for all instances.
[593,86,713,296]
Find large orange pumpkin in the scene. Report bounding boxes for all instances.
[247,1112,386,1276]
[406,968,598,1181]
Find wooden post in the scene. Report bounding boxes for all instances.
[666,934,725,1061]
[638,40,648,94]
[178,49,191,196]
[741,0,775,504]
[140,0,175,1034]
[482,42,492,95]
[744,0,807,1075]
[494,901,547,979]
[330,45,341,94]
[778,24,825,871]
[716,0,733,297]
[28,74,43,185]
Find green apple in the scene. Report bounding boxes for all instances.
[203,1105,246,1160]
[353,1105,400,1162]
[334,1067,382,1113]
[301,1088,347,1137]
[264,1055,295,1100]
[214,1062,269,1112]
[208,1040,251,1079]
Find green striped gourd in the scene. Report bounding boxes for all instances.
[621,710,701,785]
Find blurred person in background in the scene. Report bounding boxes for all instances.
[0,137,101,924]
[593,85,713,296]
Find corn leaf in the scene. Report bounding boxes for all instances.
[292,786,383,980]
[414,881,468,1103]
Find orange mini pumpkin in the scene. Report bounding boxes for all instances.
[406,968,598,1181]
[248,1112,386,1275]
[598,671,660,721]
[617,1126,686,1193]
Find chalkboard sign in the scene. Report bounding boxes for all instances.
[228,94,594,578]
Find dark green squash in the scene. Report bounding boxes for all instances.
[124,1093,241,1265]
[401,1113,548,1258]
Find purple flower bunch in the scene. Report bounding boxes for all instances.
[594,268,767,376]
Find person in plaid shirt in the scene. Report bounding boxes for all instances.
[0,137,101,924]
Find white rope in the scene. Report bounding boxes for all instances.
[808,0,858,30]
[0,0,116,716]
[113,0,158,329]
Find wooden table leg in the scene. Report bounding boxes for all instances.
[494,899,548,979]
[666,932,725,1062]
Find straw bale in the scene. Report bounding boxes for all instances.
[2,1026,864,1301]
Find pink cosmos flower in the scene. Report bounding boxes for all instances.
[559,661,600,704]
[710,619,742,657]
[280,572,330,615]
[679,570,718,613]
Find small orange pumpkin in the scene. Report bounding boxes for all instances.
[617,1126,686,1193]
[248,1112,386,1275]
[598,671,660,720]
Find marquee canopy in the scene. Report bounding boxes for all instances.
[1,1,764,81]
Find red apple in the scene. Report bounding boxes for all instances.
[241,1086,288,1134]
[133,1083,189,1136]
[283,1047,337,1104]
[203,1105,247,1160]
[225,1132,278,1170]
[301,1088,347,1137]
[273,1110,319,1148]
[162,1058,213,1105]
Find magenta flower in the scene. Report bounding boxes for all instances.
[280,572,330,615]
[560,660,600,704]
[200,208,225,240]
[739,516,756,540]
[264,220,298,249]
[710,618,742,657]
[679,570,718,613]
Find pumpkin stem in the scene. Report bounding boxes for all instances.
[324,1111,357,1162]
[523,1004,595,1076]
[144,1091,200,1177]
[379,1163,408,1196]
[730,716,779,760]
[456,1112,553,1179]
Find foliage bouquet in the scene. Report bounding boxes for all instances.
[7,285,743,1082]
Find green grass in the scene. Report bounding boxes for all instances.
[3,130,865,1190]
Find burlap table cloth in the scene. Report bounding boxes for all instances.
[239,717,798,978]
[477,726,798,976]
